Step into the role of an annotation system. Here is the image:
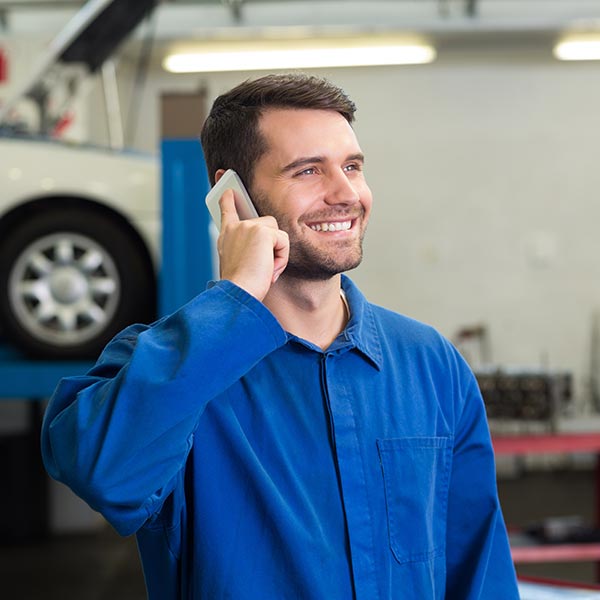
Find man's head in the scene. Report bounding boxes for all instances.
[203,74,372,281]
[200,73,356,188]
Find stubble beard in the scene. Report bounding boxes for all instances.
[253,191,366,281]
[283,233,364,281]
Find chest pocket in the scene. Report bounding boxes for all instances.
[377,437,452,564]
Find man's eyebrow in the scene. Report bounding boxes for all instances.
[280,153,365,174]
[347,153,365,164]
[280,156,324,174]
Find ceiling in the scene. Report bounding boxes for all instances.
[0,1,599,40]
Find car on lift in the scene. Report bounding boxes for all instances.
[0,0,160,359]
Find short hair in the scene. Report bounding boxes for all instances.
[200,73,356,188]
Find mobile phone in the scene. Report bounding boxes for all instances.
[205,169,259,229]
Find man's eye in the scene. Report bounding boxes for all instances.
[344,163,360,172]
[296,167,316,176]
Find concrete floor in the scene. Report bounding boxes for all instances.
[0,467,597,598]
[0,526,146,600]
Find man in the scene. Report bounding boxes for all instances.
[42,73,519,599]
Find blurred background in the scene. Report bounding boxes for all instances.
[2,0,600,597]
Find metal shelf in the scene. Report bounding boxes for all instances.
[494,433,600,578]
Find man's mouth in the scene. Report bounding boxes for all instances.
[308,220,353,232]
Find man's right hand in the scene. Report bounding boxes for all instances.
[217,189,289,301]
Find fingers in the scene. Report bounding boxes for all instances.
[220,190,280,232]
[272,230,289,283]
[217,211,289,299]
[218,189,239,229]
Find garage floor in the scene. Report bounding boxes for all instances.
[0,525,145,600]
[0,468,597,598]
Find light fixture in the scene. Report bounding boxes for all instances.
[554,35,600,61]
[163,37,436,73]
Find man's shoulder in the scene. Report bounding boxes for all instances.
[368,301,445,344]
[345,277,435,331]
[343,276,451,352]
[365,302,475,388]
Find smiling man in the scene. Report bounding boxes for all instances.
[42,74,519,599]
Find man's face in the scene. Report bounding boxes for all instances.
[250,108,373,281]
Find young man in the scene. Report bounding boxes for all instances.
[42,74,519,599]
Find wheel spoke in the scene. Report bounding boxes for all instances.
[33,300,58,324]
[56,307,78,332]
[90,276,116,296]
[82,303,106,325]
[79,249,103,273]
[27,251,53,276]
[16,280,50,303]
[55,239,75,264]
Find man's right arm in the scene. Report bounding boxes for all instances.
[41,281,287,536]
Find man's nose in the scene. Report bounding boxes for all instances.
[324,170,360,205]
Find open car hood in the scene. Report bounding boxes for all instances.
[0,0,159,131]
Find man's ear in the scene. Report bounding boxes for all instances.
[214,169,226,184]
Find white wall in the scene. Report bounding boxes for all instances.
[93,44,600,412]
[343,55,600,384]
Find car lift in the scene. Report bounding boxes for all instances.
[0,136,212,401]
[0,0,211,535]
[0,134,211,540]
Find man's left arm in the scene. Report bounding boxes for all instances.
[445,365,519,599]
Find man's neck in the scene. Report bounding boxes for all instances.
[263,274,348,350]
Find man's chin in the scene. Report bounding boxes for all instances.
[283,255,363,281]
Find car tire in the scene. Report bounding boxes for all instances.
[0,206,156,359]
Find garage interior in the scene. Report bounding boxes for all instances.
[2,0,600,598]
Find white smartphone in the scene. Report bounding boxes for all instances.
[205,169,259,229]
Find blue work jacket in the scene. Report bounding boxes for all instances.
[42,276,519,599]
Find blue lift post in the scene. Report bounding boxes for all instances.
[160,137,213,315]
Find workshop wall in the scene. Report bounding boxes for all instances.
[85,44,600,413]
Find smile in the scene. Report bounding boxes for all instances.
[308,220,352,232]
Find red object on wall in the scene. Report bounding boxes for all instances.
[0,47,8,83]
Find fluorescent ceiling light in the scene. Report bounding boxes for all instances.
[163,38,436,73]
[554,36,600,61]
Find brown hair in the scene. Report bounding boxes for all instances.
[200,73,356,188]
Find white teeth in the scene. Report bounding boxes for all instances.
[310,221,351,232]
